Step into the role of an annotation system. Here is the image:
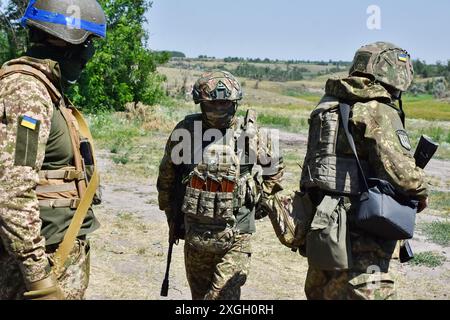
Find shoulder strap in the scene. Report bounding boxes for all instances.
[338,103,369,193]
[53,106,100,274]
[0,64,62,103]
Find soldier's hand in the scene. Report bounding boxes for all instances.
[23,274,64,300]
[417,197,429,213]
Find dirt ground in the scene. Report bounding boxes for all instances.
[85,132,450,300]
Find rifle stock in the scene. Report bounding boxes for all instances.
[414,135,439,169]
[401,136,439,265]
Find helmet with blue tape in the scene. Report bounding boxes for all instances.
[21,0,106,45]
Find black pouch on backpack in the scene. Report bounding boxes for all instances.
[339,103,418,241]
[354,178,418,240]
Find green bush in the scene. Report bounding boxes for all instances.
[0,0,169,112]
[69,0,169,112]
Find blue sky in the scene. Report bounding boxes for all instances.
[146,0,450,63]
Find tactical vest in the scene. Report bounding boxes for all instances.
[0,64,94,208]
[301,99,369,196]
[181,110,260,230]
[0,62,100,270]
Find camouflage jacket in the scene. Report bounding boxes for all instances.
[157,112,284,234]
[0,56,98,284]
[302,76,427,200]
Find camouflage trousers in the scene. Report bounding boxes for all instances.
[0,238,91,300]
[305,231,399,300]
[184,232,252,300]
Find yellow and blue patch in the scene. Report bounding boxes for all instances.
[21,116,38,130]
[398,54,408,62]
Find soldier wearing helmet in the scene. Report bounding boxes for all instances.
[157,71,284,300]
[0,0,106,300]
[295,42,428,300]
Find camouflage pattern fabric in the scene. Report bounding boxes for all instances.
[193,71,243,104]
[158,98,284,300]
[305,76,428,199]
[301,74,427,300]
[305,230,398,300]
[184,234,252,300]
[0,57,56,285]
[157,113,285,227]
[0,56,96,298]
[349,42,414,92]
[0,239,91,300]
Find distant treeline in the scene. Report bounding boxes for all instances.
[161,51,186,58]
[413,60,450,80]
[223,56,352,67]
[409,61,450,98]
[230,63,308,81]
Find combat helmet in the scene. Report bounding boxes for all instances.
[193,71,243,104]
[21,0,106,45]
[349,42,414,92]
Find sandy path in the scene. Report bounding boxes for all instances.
[84,133,449,300]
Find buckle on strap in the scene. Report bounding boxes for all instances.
[64,170,85,181]
[38,169,84,181]
[38,198,81,209]
[69,199,81,209]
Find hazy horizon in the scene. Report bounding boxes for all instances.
[146,0,450,64]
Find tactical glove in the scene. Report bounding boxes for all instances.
[24,274,64,300]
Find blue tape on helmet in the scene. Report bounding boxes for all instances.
[21,0,106,38]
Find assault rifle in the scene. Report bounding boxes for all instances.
[400,135,439,263]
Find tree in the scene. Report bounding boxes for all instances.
[1,0,169,111]
[69,0,169,111]
[0,0,28,63]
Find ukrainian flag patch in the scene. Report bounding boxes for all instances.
[398,54,408,62]
[21,116,38,130]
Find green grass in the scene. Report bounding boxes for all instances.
[403,99,450,121]
[238,105,310,133]
[420,221,450,246]
[112,153,130,165]
[409,126,450,146]
[429,191,450,214]
[410,251,446,268]
[282,89,322,103]
[259,114,291,127]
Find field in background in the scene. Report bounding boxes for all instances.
[85,57,450,300]
[158,58,450,158]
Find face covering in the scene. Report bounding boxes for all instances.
[26,40,95,88]
[201,101,237,129]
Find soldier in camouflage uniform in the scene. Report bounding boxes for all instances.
[157,71,284,300]
[0,0,106,300]
[299,42,428,300]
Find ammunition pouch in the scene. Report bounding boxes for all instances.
[306,195,352,271]
[182,188,236,224]
[181,187,201,216]
[198,191,216,219]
